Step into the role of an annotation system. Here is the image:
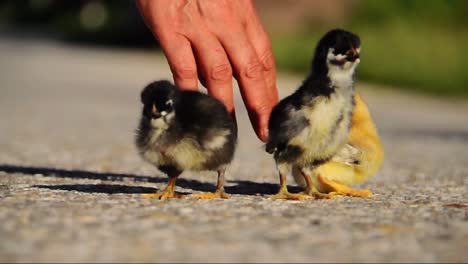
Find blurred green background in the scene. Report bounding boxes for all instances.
[0,0,466,96]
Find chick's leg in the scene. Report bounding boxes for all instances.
[143,173,183,200]
[271,164,311,200]
[317,174,372,198]
[299,167,337,199]
[192,168,230,199]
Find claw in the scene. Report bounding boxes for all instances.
[270,189,312,201]
[192,191,230,200]
[317,174,373,198]
[142,190,183,200]
[345,189,373,197]
[142,175,182,200]
[309,191,338,199]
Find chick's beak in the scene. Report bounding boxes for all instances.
[150,104,161,118]
[349,48,360,62]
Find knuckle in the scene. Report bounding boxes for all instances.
[260,51,275,72]
[210,63,233,82]
[243,60,263,80]
[265,71,277,91]
[245,97,271,115]
[171,64,197,80]
[254,102,273,116]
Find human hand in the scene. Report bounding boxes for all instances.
[136,0,279,141]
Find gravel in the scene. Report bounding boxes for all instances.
[0,35,467,263]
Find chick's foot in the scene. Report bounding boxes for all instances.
[142,190,183,200]
[192,191,230,200]
[307,191,338,199]
[192,169,231,199]
[317,174,372,198]
[270,189,311,201]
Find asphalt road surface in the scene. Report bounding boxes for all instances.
[1,35,467,263]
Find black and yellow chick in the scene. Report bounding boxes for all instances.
[136,80,237,200]
[292,94,384,199]
[266,29,363,200]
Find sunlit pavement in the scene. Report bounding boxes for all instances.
[1,35,467,262]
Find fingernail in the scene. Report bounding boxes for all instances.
[260,126,269,142]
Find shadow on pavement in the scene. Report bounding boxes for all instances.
[0,164,165,183]
[0,164,292,196]
[33,184,158,194]
[226,180,301,195]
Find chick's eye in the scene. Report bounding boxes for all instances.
[166,99,173,107]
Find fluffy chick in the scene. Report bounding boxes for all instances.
[292,94,384,198]
[266,29,361,200]
[136,80,237,200]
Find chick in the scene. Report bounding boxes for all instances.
[292,94,384,198]
[136,80,237,200]
[266,29,361,200]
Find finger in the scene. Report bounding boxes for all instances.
[135,0,199,91]
[160,34,199,91]
[190,32,235,115]
[245,14,278,100]
[244,33,278,142]
[244,4,279,141]
[218,29,272,141]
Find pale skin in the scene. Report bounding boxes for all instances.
[136,0,279,141]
